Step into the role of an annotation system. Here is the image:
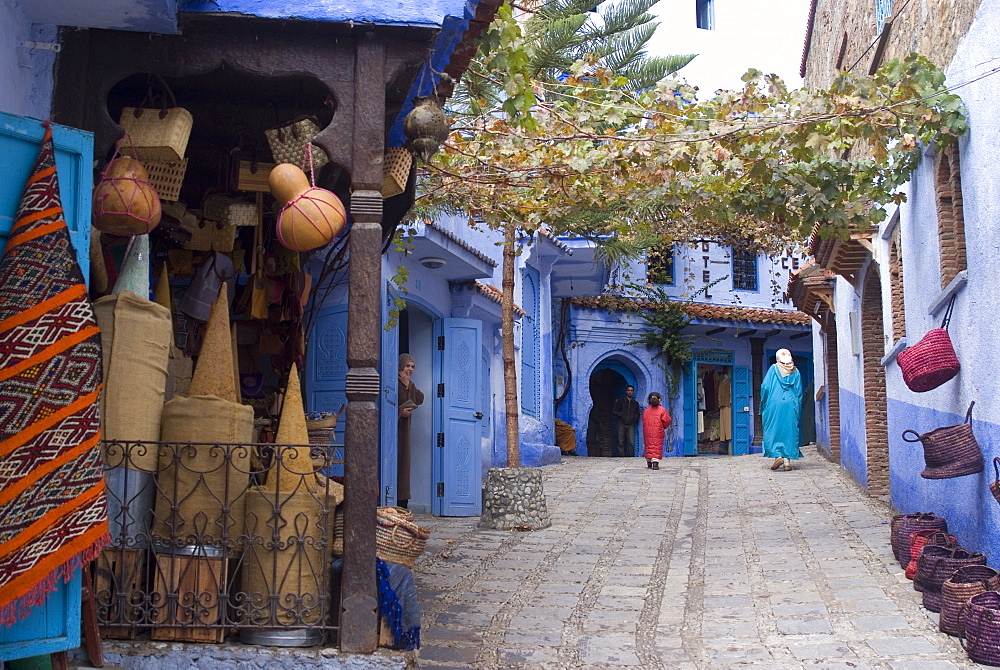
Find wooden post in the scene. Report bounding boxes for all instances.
[501,223,520,468]
[340,33,385,654]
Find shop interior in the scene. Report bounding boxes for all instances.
[696,363,733,456]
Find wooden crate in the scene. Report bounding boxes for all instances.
[149,551,229,643]
[93,548,146,640]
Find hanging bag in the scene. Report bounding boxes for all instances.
[990,457,1000,506]
[265,115,329,170]
[118,74,193,162]
[896,294,960,392]
[903,401,984,480]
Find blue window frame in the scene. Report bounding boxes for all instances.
[520,266,540,418]
[647,244,675,286]
[696,0,715,30]
[731,248,757,291]
[875,0,893,30]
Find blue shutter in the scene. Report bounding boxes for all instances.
[306,304,349,477]
[481,348,491,440]
[0,114,91,659]
[434,318,482,516]
[520,266,539,417]
[379,282,399,505]
[732,366,751,455]
[683,360,697,455]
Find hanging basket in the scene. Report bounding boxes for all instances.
[374,506,429,569]
[140,158,188,201]
[903,401,983,480]
[896,294,961,392]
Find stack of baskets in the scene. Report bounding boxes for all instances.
[305,413,338,446]
[375,506,430,569]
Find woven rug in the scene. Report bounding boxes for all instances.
[0,122,108,625]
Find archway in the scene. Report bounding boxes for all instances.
[587,368,625,457]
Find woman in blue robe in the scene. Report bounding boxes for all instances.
[760,348,803,471]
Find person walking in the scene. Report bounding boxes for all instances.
[761,348,803,471]
[642,392,672,470]
[612,385,641,458]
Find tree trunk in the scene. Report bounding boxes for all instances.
[501,223,520,468]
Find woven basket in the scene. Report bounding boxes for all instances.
[307,428,335,446]
[963,591,1000,665]
[990,457,1000,506]
[265,116,329,170]
[119,106,193,162]
[915,546,986,595]
[182,217,236,253]
[906,530,958,580]
[331,504,344,556]
[903,402,983,480]
[893,513,948,568]
[923,589,944,613]
[375,506,429,569]
[140,158,187,201]
[897,328,960,392]
[940,565,1000,636]
[204,195,257,227]
[382,147,412,198]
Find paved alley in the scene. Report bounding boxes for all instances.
[413,448,976,669]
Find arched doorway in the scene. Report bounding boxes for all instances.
[586,358,639,457]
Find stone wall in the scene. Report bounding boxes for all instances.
[802,0,984,90]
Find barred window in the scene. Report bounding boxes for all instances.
[647,244,675,285]
[732,248,758,291]
[875,0,893,30]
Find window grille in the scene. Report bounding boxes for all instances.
[875,0,893,30]
[647,244,675,285]
[731,248,757,291]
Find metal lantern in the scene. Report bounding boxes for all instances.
[403,95,450,163]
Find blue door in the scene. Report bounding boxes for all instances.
[683,360,697,455]
[379,282,400,506]
[732,366,751,455]
[305,304,348,476]
[433,318,482,516]
[0,114,92,660]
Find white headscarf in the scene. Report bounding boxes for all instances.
[776,348,796,377]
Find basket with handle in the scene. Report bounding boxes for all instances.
[915,545,986,605]
[962,591,1000,665]
[940,565,1000,637]
[375,506,430,569]
[991,457,1000,506]
[119,74,193,161]
[906,530,958,581]
[896,294,960,392]
[902,401,983,480]
[892,513,948,568]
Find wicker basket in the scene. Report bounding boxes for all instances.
[141,158,188,201]
[375,506,429,569]
[382,147,412,198]
[964,591,1000,665]
[205,195,257,227]
[119,106,193,162]
[905,530,957,580]
[915,546,986,595]
[892,513,948,568]
[940,565,1000,636]
[331,504,344,557]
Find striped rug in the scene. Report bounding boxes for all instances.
[0,122,108,624]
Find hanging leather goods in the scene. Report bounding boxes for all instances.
[896,294,960,393]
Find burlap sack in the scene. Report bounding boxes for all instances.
[154,395,254,548]
[242,477,343,625]
[94,291,171,471]
[165,346,193,400]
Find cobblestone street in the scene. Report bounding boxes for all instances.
[413,448,976,669]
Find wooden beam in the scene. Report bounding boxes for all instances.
[705,327,726,336]
[790,331,812,340]
[763,329,781,338]
[735,329,757,338]
[341,33,385,654]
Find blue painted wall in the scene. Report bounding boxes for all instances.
[838,388,867,489]
[180,0,466,27]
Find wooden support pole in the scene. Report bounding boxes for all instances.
[340,33,385,654]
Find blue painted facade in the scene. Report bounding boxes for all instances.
[554,241,812,459]
[803,1,1000,567]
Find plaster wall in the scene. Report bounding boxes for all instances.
[0,2,59,120]
[873,1,1000,563]
[619,242,807,311]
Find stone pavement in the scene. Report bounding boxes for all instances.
[412,447,979,669]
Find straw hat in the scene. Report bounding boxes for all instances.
[188,283,237,402]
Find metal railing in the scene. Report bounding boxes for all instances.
[94,440,344,645]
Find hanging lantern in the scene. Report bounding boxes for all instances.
[403,95,451,163]
[269,163,346,252]
[93,156,161,235]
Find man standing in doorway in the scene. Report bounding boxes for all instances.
[612,385,641,458]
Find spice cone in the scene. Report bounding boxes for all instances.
[274,363,311,492]
[112,234,150,297]
[188,283,237,402]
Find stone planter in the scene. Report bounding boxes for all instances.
[479,467,551,531]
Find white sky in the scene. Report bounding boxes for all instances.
[647,0,811,96]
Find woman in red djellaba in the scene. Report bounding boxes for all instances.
[642,392,672,470]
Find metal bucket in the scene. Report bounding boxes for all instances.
[105,467,155,547]
[239,628,326,647]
